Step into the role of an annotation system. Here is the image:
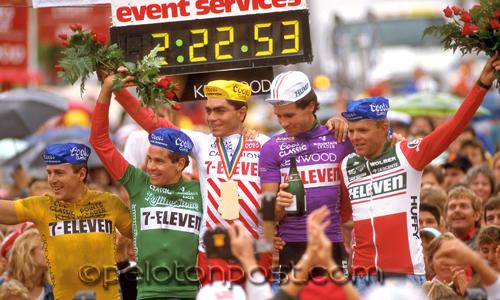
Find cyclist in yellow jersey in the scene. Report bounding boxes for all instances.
[0,143,132,300]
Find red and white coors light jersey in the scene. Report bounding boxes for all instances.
[182,130,269,252]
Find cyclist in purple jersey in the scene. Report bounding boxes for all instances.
[259,71,354,278]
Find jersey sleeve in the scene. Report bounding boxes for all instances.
[89,102,129,179]
[114,88,179,133]
[117,164,151,200]
[14,197,45,223]
[400,84,487,171]
[343,138,355,157]
[259,139,281,183]
[111,194,132,234]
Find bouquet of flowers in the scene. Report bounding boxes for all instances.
[55,24,181,114]
[423,0,500,87]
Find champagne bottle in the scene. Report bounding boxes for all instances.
[285,154,306,216]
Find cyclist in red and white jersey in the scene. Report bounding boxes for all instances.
[339,52,500,293]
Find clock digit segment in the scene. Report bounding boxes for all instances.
[110,10,312,74]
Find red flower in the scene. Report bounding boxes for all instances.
[470,5,480,11]
[58,33,67,40]
[62,40,70,48]
[172,85,181,92]
[496,9,500,18]
[462,23,474,35]
[98,35,107,45]
[70,24,77,32]
[156,77,172,88]
[485,21,490,29]
[452,6,462,15]
[460,11,471,22]
[55,65,63,72]
[90,29,101,35]
[443,7,453,18]
[491,19,500,30]
[171,103,181,111]
[164,90,175,100]
[76,23,82,31]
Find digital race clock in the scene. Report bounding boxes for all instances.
[110,9,312,75]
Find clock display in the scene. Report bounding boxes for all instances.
[110,9,312,74]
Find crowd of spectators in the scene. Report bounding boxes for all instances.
[2,62,500,300]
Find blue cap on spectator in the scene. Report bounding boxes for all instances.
[420,227,441,238]
[341,97,390,121]
[42,143,91,165]
[149,128,193,156]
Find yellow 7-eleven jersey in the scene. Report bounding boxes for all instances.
[14,189,132,300]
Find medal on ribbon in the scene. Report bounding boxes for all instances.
[217,135,246,220]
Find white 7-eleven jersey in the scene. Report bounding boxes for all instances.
[181,129,270,252]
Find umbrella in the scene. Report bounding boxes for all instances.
[0,88,67,139]
[389,92,491,117]
[1,128,112,184]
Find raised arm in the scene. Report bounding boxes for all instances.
[0,200,20,225]
[89,74,132,180]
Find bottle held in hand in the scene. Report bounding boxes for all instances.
[285,154,306,216]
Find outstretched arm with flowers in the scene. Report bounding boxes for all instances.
[425,1,500,87]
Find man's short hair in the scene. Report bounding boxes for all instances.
[161,149,190,171]
[71,163,89,184]
[478,225,500,247]
[445,186,482,228]
[226,99,248,122]
[446,182,469,194]
[420,202,441,226]
[484,197,500,221]
[421,185,447,213]
[294,89,320,114]
[423,164,445,185]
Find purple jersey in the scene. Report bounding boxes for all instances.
[259,124,355,243]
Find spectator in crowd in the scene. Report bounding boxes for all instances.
[0,222,34,278]
[447,124,477,155]
[421,185,447,215]
[426,233,468,296]
[421,281,458,300]
[420,228,441,279]
[441,153,472,190]
[421,165,445,190]
[460,139,488,167]
[0,279,30,300]
[432,238,500,300]
[28,180,51,197]
[338,52,499,293]
[408,116,434,139]
[90,72,202,299]
[484,197,500,226]
[419,202,444,233]
[0,143,132,299]
[273,206,361,300]
[465,164,495,209]
[477,225,500,272]
[2,229,53,300]
[492,152,500,183]
[444,186,482,250]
